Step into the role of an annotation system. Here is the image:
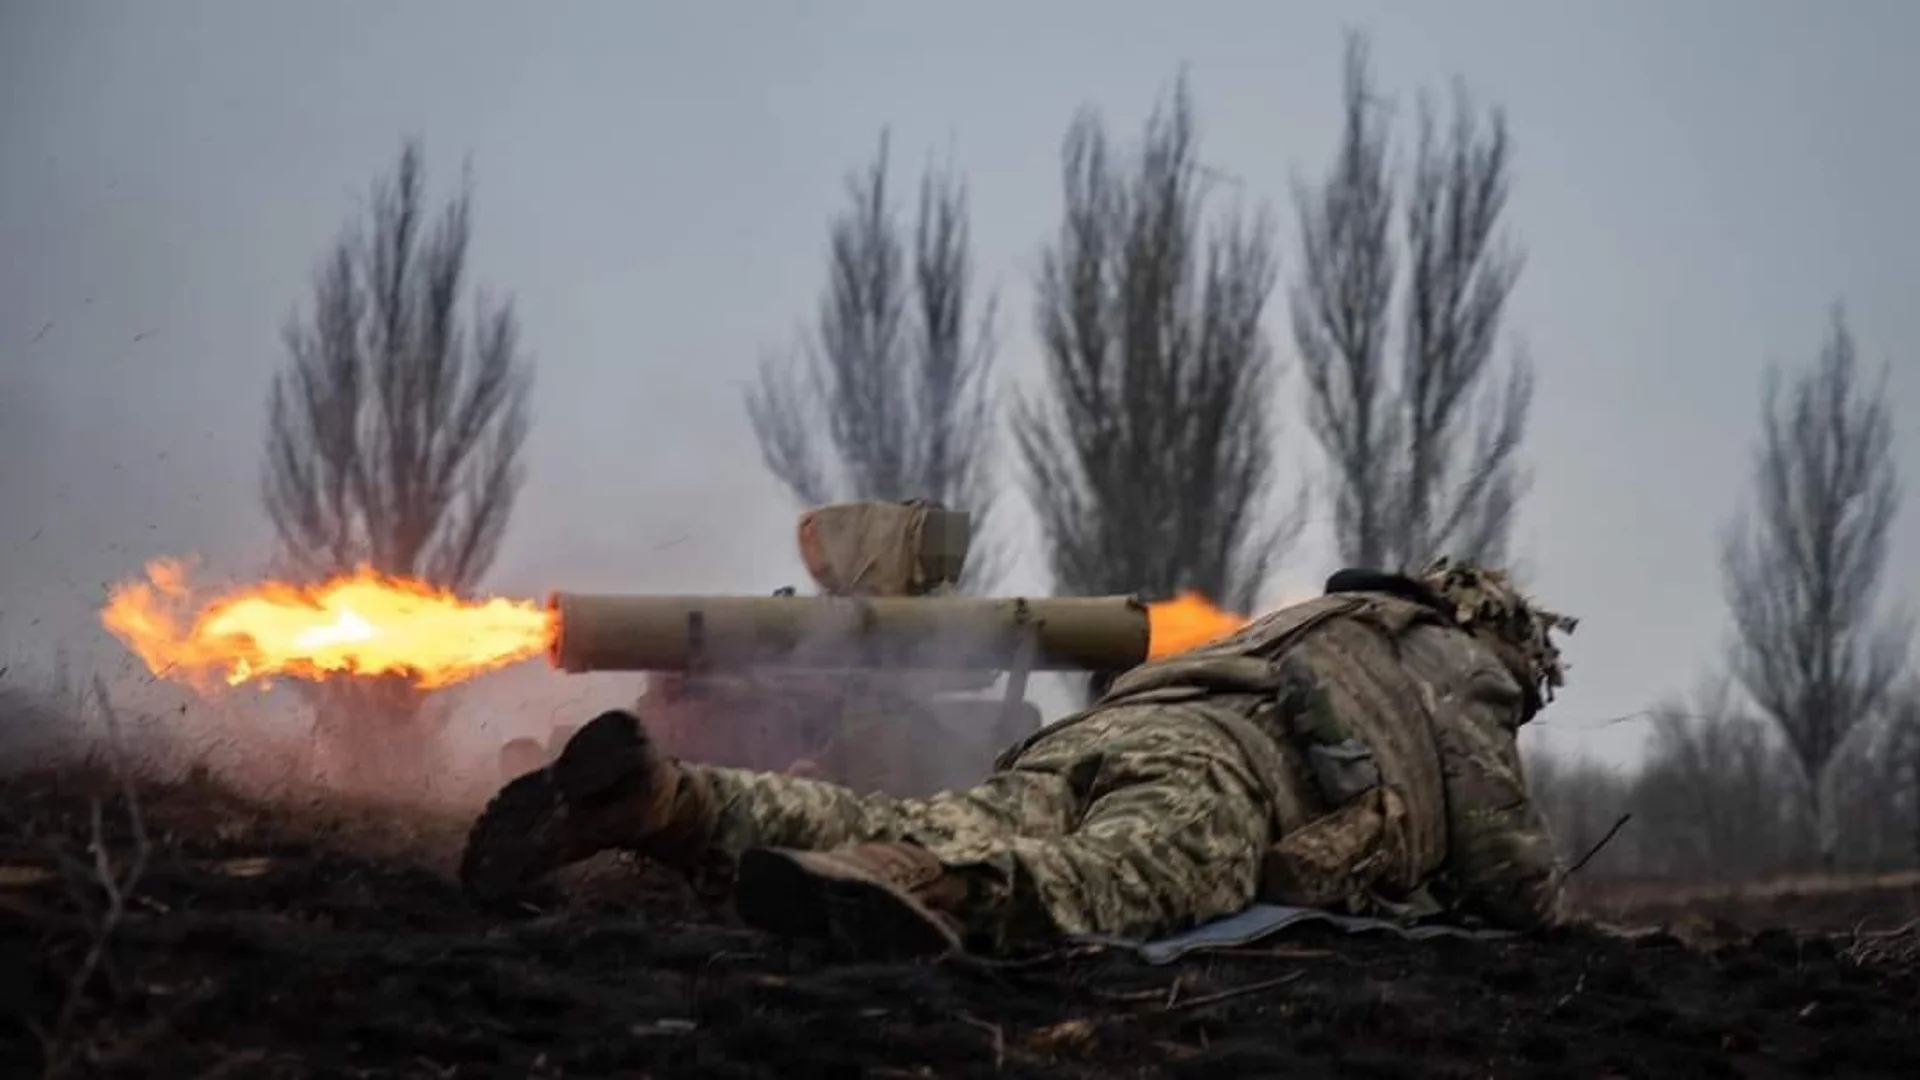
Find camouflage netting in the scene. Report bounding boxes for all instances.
[1417,557,1579,711]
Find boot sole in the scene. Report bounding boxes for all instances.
[552,709,656,809]
[459,768,562,909]
[460,711,657,908]
[735,848,961,960]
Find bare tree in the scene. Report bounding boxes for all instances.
[1628,680,1815,881]
[1520,743,1636,881]
[746,134,1002,589]
[1290,32,1532,571]
[262,140,532,747]
[1721,307,1906,863]
[1017,77,1305,612]
[1821,702,1920,872]
[1883,682,1920,866]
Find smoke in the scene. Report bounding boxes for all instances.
[0,644,508,824]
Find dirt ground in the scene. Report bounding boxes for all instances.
[4,763,1919,1079]
[1574,871,1920,937]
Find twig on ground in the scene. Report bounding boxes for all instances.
[1841,915,1920,965]
[1566,814,1632,878]
[1085,983,1177,1005]
[34,679,154,1079]
[1158,971,1304,1013]
[1850,915,1920,941]
[946,943,1112,973]
[959,1014,1006,1072]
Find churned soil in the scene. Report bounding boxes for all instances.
[5,763,1919,1079]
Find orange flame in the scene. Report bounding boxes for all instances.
[1146,592,1250,659]
[100,559,555,691]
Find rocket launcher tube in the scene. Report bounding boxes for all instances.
[546,592,1150,673]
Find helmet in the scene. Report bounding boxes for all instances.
[1417,558,1578,710]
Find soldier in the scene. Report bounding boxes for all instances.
[460,559,1577,959]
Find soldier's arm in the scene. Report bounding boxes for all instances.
[1432,663,1564,930]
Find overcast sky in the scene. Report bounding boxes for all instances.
[2,0,1916,766]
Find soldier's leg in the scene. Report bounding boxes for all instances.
[711,759,1104,954]
[950,704,1274,943]
[696,759,1084,856]
[461,708,1085,906]
[735,704,1276,955]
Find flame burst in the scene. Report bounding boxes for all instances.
[1146,592,1250,659]
[100,559,555,691]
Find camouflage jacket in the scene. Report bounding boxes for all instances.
[1045,586,1562,929]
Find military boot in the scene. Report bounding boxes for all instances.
[460,709,717,908]
[733,842,966,960]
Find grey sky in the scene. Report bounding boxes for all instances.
[3,0,1916,766]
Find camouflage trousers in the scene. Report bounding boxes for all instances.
[689,703,1276,948]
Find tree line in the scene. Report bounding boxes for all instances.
[259,32,1911,882]
[1535,311,1914,884]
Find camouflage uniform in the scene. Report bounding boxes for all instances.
[624,561,1578,949]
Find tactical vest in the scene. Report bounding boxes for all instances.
[1001,592,1372,752]
[999,591,1458,888]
